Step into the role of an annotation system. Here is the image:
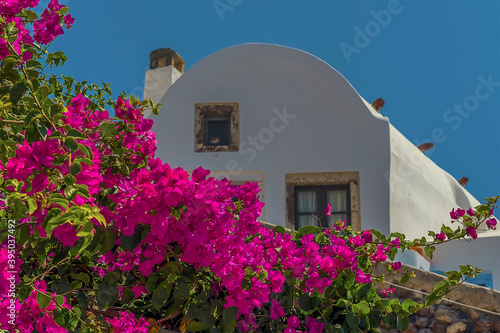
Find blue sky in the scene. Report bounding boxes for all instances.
[47,0,499,202]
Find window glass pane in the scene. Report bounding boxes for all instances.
[327,189,347,212]
[329,213,347,227]
[297,191,317,213]
[205,115,230,145]
[297,215,316,229]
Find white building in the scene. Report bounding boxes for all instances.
[144,44,500,290]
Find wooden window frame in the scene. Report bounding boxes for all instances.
[286,172,361,231]
[295,185,351,229]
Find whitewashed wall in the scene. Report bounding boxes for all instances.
[147,43,497,289]
[388,125,481,240]
[431,231,500,289]
[150,44,392,234]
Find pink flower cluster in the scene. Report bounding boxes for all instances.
[0,0,73,61]
[2,3,493,330]
[1,88,395,330]
[106,311,150,333]
[0,280,72,332]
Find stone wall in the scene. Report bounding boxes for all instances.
[375,263,500,333]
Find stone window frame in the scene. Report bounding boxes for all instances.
[285,172,360,231]
[195,103,239,152]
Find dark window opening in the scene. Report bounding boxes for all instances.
[204,115,230,146]
[295,185,350,230]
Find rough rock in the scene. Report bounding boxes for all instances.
[474,318,492,332]
[404,323,418,333]
[446,322,467,333]
[417,306,435,318]
[415,316,430,328]
[418,329,433,333]
[465,308,479,321]
[429,319,448,333]
[434,307,456,324]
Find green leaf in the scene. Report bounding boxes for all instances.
[71,272,90,285]
[353,300,370,315]
[10,82,26,105]
[36,121,48,140]
[76,220,93,237]
[36,292,52,310]
[345,313,360,328]
[64,186,77,201]
[97,281,120,309]
[397,315,409,331]
[445,270,462,284]
[152,286,171,308]
[119,227,144,252]
[173,277,192,299]
[53,307,72,326]
[388,298,402,313]
[25,59,42,70]
[36,86,49,103]
[51,278,72,296]
[344,275,356,289]
[51,198,69,210]
[401,299,416,311]
[100,229,117,254]
[64,137,78,154]
[74,184,90,198]
[63,174,76,186]
[425,293,441,307]
[74,156,93,166]
[27,198,37,214]
[432,279,449,295]
[100,122,116,135]
[424,246,435,260]
[19,284,32,302]
[297,225,321,236]
[48,130,63,139]
[187,320,206,332]
[223,306,238,333]
[78,144,93,159]
[66,129,84,138]
[70,161,82,175]
[21,9,38,21]
[17,223,31,246]
[298,293,311,311]
[355,282,375,301]
[273,225,286,235]
[71,280,83,289]
[400,273,410,284]
[146,274,158,294]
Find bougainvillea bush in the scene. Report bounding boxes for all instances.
[0,2,498,332]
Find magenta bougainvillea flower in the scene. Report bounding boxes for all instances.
[436,231,446,242]
[450,208,466,219]
[466,226,478,240]
[486,218,497,229]
[1,2,496,332]
[391,261,401,270]
[323,203,332,216]
[380,287,396,297]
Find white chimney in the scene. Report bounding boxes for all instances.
[144,48,185,105]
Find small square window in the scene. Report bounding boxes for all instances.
[195,103,239,152]
[204,115,231,146]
